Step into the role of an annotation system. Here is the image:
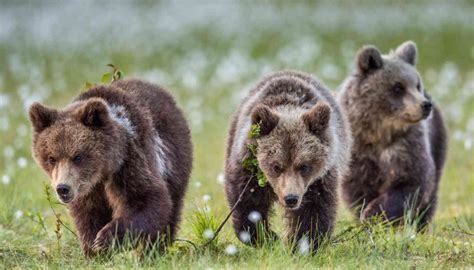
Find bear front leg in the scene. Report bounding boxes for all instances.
[91,189,172,253]
[69,185,112,257]
[286,179,337,254]
[226,171,277,246]
[360,182,425,224]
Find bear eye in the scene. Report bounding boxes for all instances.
[298,164,312,174]
[272,164,283,174]
[73,155,83,164]
[48,157,56,165]
[391,83,405,95]
[416,82,421,91]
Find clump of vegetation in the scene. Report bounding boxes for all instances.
[189,207,220,246]
[242,123,268,187]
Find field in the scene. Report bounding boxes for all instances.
[0,1,473,269]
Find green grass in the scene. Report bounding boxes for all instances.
[0,1,473,269]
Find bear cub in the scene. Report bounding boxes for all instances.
[29,79,192,256]
[225,71,352,252]
[338,41,447,227]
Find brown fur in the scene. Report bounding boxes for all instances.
[29,79,192,256]
[338,41,448,227]
[225,70,351,252]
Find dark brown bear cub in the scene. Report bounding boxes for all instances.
[225,71,352,253]
[29,79,192,256]
[338,41,447,227]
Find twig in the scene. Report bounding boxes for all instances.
[174,238,198,249]
[201,175,255,247]
[43,183,78,238]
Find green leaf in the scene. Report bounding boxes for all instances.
[101,73,112,83]
[257,169,267,187]
[249,123,262,138]
[115,70,124,80]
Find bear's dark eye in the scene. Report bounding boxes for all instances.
[391,83,405,95]
[48,157,56,165]
[416,82,421,91]
[73,155,82,164]
[272,164,283,174]
[298,164,312,175]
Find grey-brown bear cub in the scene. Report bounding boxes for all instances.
[225,70,352,252]
[338,41,448,227]
[29,79,192,256]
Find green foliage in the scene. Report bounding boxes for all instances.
[101,64,124,83]
[189,207,220,246]
[81,64,124,91]
[242,122,268,187]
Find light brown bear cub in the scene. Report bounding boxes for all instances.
[225,71,351,252]
[339,41,447,227]
[29,79,192,256]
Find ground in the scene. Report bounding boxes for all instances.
[0,1,473,269]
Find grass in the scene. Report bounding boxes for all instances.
[0,1,473,269]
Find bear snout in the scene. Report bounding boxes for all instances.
[421,101,432,118]
[284,194,300,209]
[56,184,73,203]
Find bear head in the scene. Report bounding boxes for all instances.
[250,101,332,210]
[29,98,125,204]
[350,41,432,133]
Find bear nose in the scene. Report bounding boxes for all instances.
[284,195,299,208]
[421,101,432,117]
[56,184,71,198]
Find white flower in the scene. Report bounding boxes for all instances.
[203,228,214,240]
[225,244,238,256]
[202,194,211,203]
[3,146,14,159]
[298,236,310,255]
[248,211,262,223]
[14,210,23,219]
[17,157,27,168]
[2,175,10,185]
[217,173,225,184]
[464,138,472,150]
[238,231,251,243]
[194,181,202,188]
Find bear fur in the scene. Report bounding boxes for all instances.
[29,79,192,256]
[225,70,352,252]
[338,41,448,227]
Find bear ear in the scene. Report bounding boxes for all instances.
[29,102,59,133]
[251,105,279,136]
[357,45,383,74]
[302,102,331,135]
[394,40,417,66]
[76,99,110,128]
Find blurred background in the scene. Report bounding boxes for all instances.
[0,0,472,267]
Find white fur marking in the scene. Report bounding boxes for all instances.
[153,132,169,177]
[107,104,135,135]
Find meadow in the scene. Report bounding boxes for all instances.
[0,1,473,268]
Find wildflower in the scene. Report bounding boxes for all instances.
[248,211,262,223]
[17,157,27,168]
[202,194,211,203]
[225,244,238,256]
[239,231,251,243]
[1,175,10,185]
[203,228,214,240]
[217,173,225,184]
[14,210,23,219]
